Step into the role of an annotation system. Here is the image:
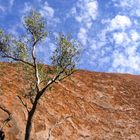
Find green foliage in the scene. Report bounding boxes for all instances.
[24,10,47,42]
[51,34,80,74]
[38,64,49,81]
[0,10,48,62]
[0,29,11,56]
[12,40,28,60]
[0,31,29,61]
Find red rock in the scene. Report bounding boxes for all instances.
[0,62,140,140]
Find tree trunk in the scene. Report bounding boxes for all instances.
[24,99,38,140]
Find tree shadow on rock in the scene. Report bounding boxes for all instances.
[0,130,5,140]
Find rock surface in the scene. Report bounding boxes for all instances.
[0,62,140,140]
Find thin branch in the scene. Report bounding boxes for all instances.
[2,53,33,67]
[39,68,65,98]
[38,65,74,100]
[17,95,29,113]
[57,70,76,82]
[0,105,12,131]
[47,116,72,140]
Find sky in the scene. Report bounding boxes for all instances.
[0,0,140,74]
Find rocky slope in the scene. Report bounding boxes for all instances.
[0,62,140,140]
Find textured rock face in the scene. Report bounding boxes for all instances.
[0,62,140,140]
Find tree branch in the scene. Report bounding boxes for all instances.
[57,70,76,82]
[37,64,75,101]
[17,95,29,113]
[2,53,33,67]
[38,68,65,98]
[47,115,72,140]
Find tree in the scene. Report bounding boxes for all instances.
[0,10,80,140]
